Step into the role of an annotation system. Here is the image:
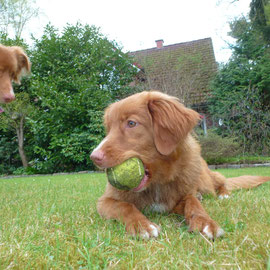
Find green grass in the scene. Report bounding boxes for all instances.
[0,168,270,269]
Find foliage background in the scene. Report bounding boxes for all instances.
[1,0,270,175]
[0,23,138,174]
[208,1,270,155]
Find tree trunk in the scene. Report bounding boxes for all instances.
[16,117,29,168]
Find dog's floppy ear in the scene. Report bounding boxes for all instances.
[148,93,200,155]
[12,46,31,83]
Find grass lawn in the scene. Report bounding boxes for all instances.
[0,167,270,269]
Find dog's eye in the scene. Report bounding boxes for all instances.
[127,120,137,128]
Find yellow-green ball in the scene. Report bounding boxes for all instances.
[106,157,144,190]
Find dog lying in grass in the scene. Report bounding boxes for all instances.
[90,91,270,239]
[0,44,30,106]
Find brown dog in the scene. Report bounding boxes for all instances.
[0,44,31,104]
[90,91,270,239]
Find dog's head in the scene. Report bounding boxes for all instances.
[90,91,200,190]
[0,45,31,104]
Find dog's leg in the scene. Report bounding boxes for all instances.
[97,197,160,239]
[217,184,230,199]
[172,194,224,239]
[210,171,230,199]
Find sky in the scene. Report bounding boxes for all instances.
[26,0,252,63]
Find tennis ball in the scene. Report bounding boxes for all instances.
[106,157,145,190]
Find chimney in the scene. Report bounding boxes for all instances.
[155,39,164,49]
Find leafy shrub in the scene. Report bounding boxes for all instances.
[208,16,270,155]
[209,71,270,154]
[12,166,37,175]
[25,24,138,174]
[0,23,138,175]
[0,134,21,175]
[197,130,240,164]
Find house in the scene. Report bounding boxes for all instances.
[129,38,217,111]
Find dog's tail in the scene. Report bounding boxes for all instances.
[225,175,270,191]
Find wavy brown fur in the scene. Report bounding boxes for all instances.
[90,90,269,240]
[225,175,270,191]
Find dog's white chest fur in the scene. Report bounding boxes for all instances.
[149,203,167,213]
[149,184,168,213]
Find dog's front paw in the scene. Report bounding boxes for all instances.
[202,224,224,239]
[139,224,160,240]
[126,220,161,239]
[188,216,224,239]
[218,194,230,199]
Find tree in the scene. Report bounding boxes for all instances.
[25,23,137,173]
[0,0,40,39]
[0,23,137,175]
[250,0,270,42]
[209,15,270,154]
[0,92,32,167]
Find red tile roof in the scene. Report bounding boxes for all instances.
[130,38,217,106]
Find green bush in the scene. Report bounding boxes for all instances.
[0,23,138,175]
[197,130,240,164]
[12,166,37,175]
[208,16,270,155]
